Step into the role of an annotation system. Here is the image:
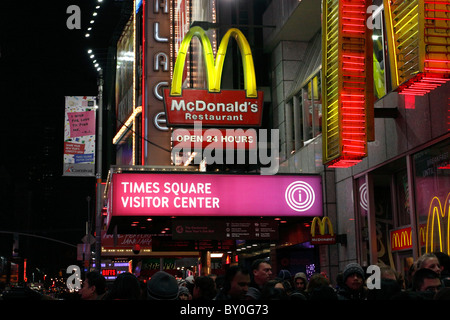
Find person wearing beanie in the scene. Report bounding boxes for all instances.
[147,271,179,300]
[336,262,368,300]
[178,286,192,300]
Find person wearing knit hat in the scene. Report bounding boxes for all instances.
[337,263,368,300]
[147,271,179,300]
[178,286,192,300]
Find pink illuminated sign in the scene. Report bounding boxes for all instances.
[110,173,322,217]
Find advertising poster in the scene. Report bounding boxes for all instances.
[63,96,96,177]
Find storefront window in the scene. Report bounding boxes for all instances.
[373,175,394,267]
[413,139,450,256]
[395,169,411,226]
[300,72,322,142]
[371,4,387,100]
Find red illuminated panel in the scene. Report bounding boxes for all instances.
[101,269,117,277]
[324,0,373,168]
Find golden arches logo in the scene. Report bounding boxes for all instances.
[311,217,334,237]
[170,26,257,98]
[426,192,450,255]
[391,229,412,250]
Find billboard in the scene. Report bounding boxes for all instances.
[108,173,322,218]
[63,96,96,177]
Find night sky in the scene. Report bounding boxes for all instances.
[0,0,125,277]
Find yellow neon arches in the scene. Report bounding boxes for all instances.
[170,26,257,98]
[426,192,450,255]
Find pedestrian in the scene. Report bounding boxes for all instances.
[178,286,192,300]
[308,285,338,300]
[104,272,142,300]
[277,269,294,295]
[147,271,179,300]
[214,265,251,300]
[79,271,107,300]
[411,268,443,299]
[293,272,308,293]
[304,273,331,299]
[192,275,217,300]
[433,251,450,287]
[366,278,401,300]
[246,259,272,300]
[336,263,368,300]
[260,279,289,300]
[414,252,441,276]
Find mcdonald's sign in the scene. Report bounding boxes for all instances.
[310,217,336,245]
[390,227,413,251]
[163,27,264,127]
[425,193,450,255]
[390,224,427,252]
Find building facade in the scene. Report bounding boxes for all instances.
[102,0,449,284]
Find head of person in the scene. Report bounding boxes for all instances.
[105,272,141,300]
[342,263,365,292]
[433,251,450,274]
[294,272,308,292]
[412,268,442,294]
[223,265,251,300]
[147,271,179,300]
[79,271,107,300]
[306,273,330,293]
[251,259,272,287]
[178,286,191,300]
[193,276,217,300]
[260,279,289,300]
[416,253,441,276]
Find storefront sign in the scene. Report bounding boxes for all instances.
[172,128,257,150]
[390,227,413,251]
[172,220,278,240]
[151,237,234,252]
[101,232,152,249]
[109,173,322,218]
[310,216,336,245]
[163,27,264,127]
[390,224,427,252]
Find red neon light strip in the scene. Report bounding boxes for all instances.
[424,17,450,21]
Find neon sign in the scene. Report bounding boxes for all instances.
[425,192,450,254]
[109,173,323,218]
[163,26,264,127]
[322,0,374,168]
[383,0,450,96]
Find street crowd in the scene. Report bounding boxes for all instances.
[1,251,449,301]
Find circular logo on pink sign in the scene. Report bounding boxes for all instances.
[285,181,316,212]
